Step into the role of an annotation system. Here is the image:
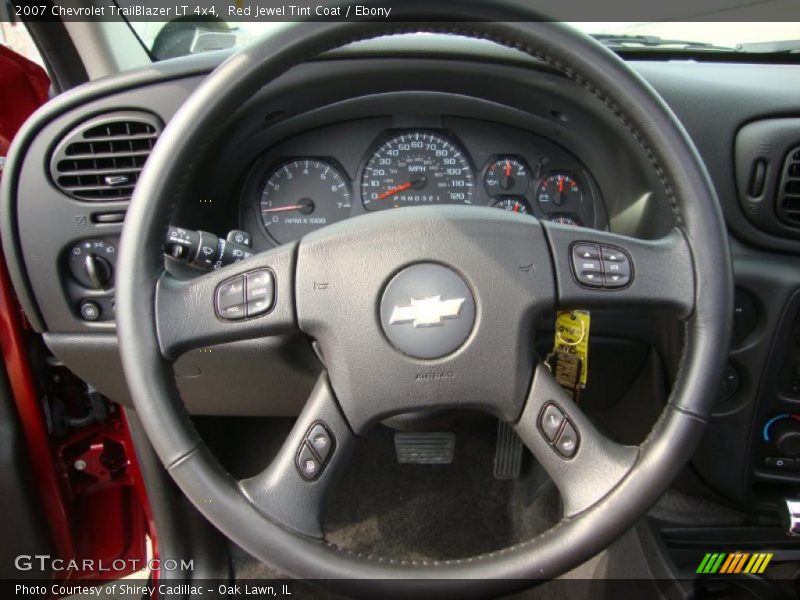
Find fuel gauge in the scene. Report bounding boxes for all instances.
[484,156,530,196]
[546,214,582,226]
[492,196,531,214]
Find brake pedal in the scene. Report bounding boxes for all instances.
[394,432,455,464]
[494,420,524,479]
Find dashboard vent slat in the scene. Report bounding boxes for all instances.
[59,150,153,162]
[50,111,162,202]
[778,144,800,226]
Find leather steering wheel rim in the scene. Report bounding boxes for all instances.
[117,2,732,597]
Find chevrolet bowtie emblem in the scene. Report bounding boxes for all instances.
[389,296,466,328]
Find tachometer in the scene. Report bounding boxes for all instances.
[361,132,474,210]
[259,159,350,244]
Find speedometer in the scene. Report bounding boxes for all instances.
[361,132,474,211]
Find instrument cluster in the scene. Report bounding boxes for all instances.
[243,121,603,245]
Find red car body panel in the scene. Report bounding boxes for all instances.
[0,42,155,583]
[0,43,49,156]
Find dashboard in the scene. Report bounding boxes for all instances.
[4,36,800,517]
[240,118,603,246]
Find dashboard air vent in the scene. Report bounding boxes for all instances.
[50,111,162,201]
[778,146,800,226]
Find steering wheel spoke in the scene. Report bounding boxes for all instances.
[514,362,638,517]
[239,373,356,539]
[543,223,695,316]
[155,243,298,360]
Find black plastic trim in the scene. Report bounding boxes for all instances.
[24,19,89,92]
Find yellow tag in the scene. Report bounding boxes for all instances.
[554,310,591,388]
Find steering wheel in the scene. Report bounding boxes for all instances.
[117,2,732,597]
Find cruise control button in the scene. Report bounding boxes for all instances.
[296,443,322,481]
[246,270,274,317]
[216,276,246,320]
[218,277,244,307]
[539,403,565,442]
[555,421,580,458]
[247,298,272,317]
[246,270,274,301]
[221,304,246,320]
[307,423,333,462]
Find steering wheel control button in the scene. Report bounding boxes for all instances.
[539,403,566,442]
[573,244,600,261]
[296,443,322,481]
[601,247,631,288]
[215,275,246,320]
[538,403,580,458]
[215,270,275,321]
[576,262,603,287]
[379,263,475,359]
[601,247,625,263]
[296,422,335,480]
[79,300,101,321]
[306,423,333,462]
[571,243,632,289]
[245,270,275,317]
[603,272,630,287]
[579,272,602,286]
[555,421,580,458]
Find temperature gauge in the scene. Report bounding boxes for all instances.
[484,157,530,196]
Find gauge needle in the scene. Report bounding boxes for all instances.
[513,202,520,213]
[376,176,427,201]
[262,205,305,213]
[505,160,512,177]
[376,182,412,201]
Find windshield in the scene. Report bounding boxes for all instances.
[129,21,800,61]
[572,22,800,49]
